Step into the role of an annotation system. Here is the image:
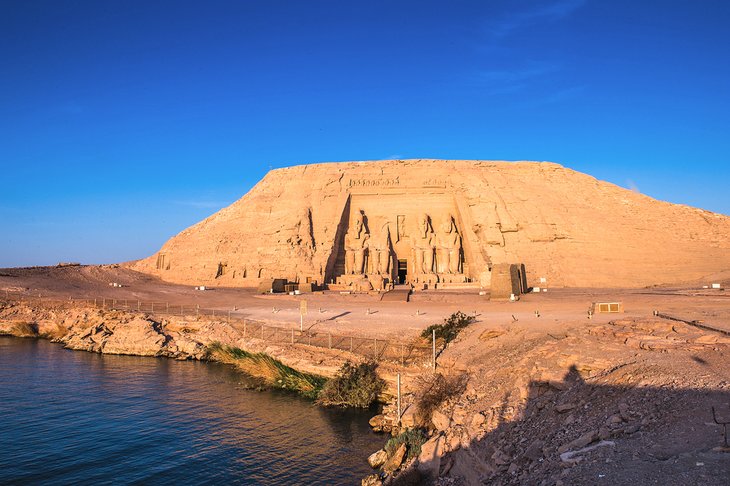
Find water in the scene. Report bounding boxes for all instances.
[0,337,383,485]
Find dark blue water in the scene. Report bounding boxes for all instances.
[0,337,382,485]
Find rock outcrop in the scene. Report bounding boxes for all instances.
[130,160,730,289]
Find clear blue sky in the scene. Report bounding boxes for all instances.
[1,0,729,267]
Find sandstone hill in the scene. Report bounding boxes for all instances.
[129,160,730,288]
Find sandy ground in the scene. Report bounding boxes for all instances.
[2,265,729,484]
[1,265,728,340]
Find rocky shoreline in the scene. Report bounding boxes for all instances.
[3,299,730,485]
[0,299,408,483]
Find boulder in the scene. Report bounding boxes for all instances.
[399,406,417,428]
[368,449,388,469]
[431,410,451,431]
[416,434,444,480]
[361,474,382,486]
[382,443,407,474]
[555,403,577,413]
[523,439,545,462]
[102,317,168,356]
[558,430,599,454]
[369,414,388,432]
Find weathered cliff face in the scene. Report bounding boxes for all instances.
[129,160,730,288]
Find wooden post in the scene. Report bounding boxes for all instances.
[291,328,294,344]
[374,338,377,358]
[94,298,97,307]
[397,373,402,425]
[350,336,353,353]
[432,329,436,371]
[228,310,231,323]
[137,300,140,311]
[261,324,264,340]
[328,333,332,349]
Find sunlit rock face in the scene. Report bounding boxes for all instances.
[130,159,730,288]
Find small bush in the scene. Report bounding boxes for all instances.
[10,321,39,337]
[208,342,327,399]
[414,372,469,428]
[41,323,68,340]
[420,311,475,345]
[385,428,428,462]
[317,361,385,408]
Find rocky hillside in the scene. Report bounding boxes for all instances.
[364,315,730,485]
[130,160,730,288]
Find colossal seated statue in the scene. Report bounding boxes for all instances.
[371,222,392,275]
[344,210,369,275]
[437,213,462,274]
[411,213,435,275]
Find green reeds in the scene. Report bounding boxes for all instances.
[208,342,326,399]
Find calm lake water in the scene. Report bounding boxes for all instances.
[0,337,383,485]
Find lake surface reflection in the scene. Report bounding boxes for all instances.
[0,337,382,485]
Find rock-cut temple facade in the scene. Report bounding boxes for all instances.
[131,160,730,290]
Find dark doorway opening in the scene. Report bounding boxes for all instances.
[397,259,407,284]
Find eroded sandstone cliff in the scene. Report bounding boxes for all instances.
[130,160,730,288]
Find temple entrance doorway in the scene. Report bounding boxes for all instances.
[397,259,407,284]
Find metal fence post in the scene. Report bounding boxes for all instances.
[432,329,436,371]
[397,373,402,426]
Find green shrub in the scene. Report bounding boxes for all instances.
[317,361,385,408]
[385,428,428,462]
[208,342,327,399]
[420,311,475,344]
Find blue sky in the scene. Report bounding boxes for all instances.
[1,0,729,267]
